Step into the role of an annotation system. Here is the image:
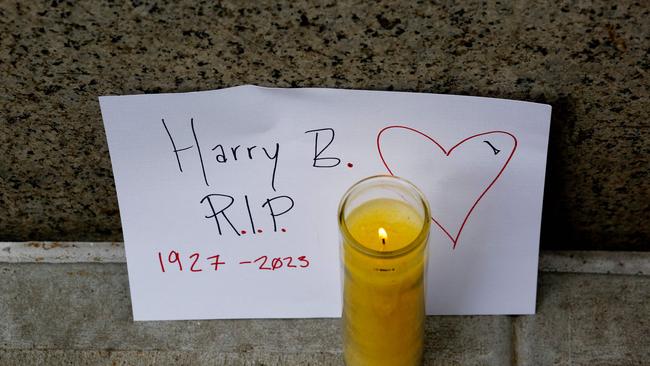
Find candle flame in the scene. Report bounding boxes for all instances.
[378,227,387,246]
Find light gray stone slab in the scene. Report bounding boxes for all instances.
[0,263,512,365]
[1,253,648,365]
[425,315,512,366]
[0,350,342,366]
[514,272,650,366]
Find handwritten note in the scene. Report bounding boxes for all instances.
[99,86,551,320]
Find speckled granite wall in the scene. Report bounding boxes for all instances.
[1,1,647,250]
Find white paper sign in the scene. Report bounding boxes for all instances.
[99,85,551,320]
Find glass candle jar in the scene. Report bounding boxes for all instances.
[338,175,431,366]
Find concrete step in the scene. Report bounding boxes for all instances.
[0,246,648,365]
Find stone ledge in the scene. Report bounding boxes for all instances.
[0,350,343,366]
[1,259,648,365]
[538,250,649,276]
[2,242,649,276]
[0,242,125,263]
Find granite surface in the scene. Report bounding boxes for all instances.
[0,0,648,249]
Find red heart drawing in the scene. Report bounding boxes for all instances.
[376,125,518,249]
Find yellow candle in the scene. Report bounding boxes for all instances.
[339,176,430,366]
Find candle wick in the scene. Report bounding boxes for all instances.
[382,238,386,245]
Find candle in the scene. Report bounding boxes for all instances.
[338,175,431,366]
